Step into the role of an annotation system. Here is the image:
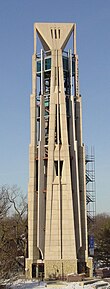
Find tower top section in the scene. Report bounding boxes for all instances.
[34,22,76,53]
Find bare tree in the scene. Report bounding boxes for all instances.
[94,213,110,268]
[0,186,11,220]
[0,186,28,281]
[6,185,27,221]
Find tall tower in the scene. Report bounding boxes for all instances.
[26,23,92,279]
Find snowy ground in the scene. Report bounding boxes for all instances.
[7,279,110,289]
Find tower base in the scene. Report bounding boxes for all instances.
[87,257,93,277]
[25,258,33,279]
[25,258,93,279]
[25,258,77,279]
[25,258,44,279]
[44,259,77,279]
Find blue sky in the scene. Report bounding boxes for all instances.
[0,0,110,214]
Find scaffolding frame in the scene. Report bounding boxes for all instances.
[86,146,96,231]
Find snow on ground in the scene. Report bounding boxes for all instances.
[8,279,109,289]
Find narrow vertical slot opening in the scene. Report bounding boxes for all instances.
[58,29,60,39]
[60,161,63,177]
[36,160,38,191]
[58,104,62,144]
[54,161,58,176]
[55,104,57,144]
[51,29,53,39]
[54,29,57,39]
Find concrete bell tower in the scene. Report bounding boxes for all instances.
[26,23,92,279]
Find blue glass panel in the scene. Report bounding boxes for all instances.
[63,57,68,71]
[72,57,75,76]
[45,58,51,70]
[37,61,41,73]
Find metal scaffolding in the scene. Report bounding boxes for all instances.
[86,147,96,230]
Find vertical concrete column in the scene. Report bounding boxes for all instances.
[26,38,38,277]
[37,49,45,258]
[75,97,88,263]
